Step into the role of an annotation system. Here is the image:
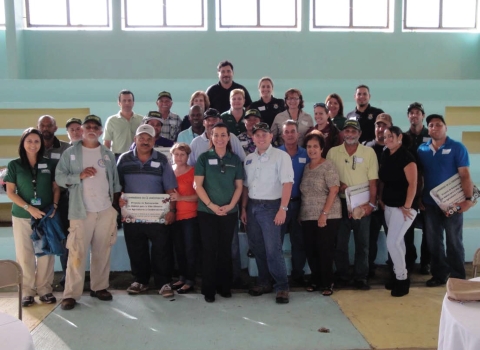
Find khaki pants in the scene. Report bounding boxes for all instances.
[63,206,117,300]
[12,216,54,297]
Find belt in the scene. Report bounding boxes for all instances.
[289,197,300,202]
[249,198,280,204]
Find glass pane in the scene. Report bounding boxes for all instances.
[125,0,163,26]
[443,0,476,28]
[314,0,349,27]
[405,0,440,28]
[70,0,108,25]
[28,0,67,25]
[220,0,257,26]
[0,0,5,25]
[166,0,203,26]
[353,0,388,27]
[260,0,296,26]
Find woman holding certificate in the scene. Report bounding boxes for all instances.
[194,123,244,303]
[378,126,417,297]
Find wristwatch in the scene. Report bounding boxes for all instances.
[23,204,29,210]
[465,197,477,205]
[368,202,377,210]
[280,206,289,211]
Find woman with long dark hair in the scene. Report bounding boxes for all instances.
[306,102,342,157]
[325,93,346,130]
[4,128,60,307]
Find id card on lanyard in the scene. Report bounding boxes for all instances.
[30,164,42,206]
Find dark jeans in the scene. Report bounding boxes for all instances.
[280,199,306,279]
[336,199,370,282]
[247,199,289,292]
[123,223,173,287]
[58,190,70,279]
[424,204,465,281]
[232,216,242,281]
[302,219,340,288]
[368,208,386,271]
[172,217,199,286]
[198,211,237,297]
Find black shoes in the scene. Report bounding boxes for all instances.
[391,278,410,297]
[204,295,215,303]
[420,264,431,275]
[426,277,446,287]
[248,285,273,296]
[355,280,371,290]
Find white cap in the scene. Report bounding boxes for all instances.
[135,124,155,138]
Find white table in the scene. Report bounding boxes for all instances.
[438,277,480,350]
[0,312,35,350]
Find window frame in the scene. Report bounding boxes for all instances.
[25,0,110,28]
[403,0,479,31]
[310,0,394,32]
[123,0,206,30]
[216,0,301,31]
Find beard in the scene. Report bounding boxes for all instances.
[42,131,54,140]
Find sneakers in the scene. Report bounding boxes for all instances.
[90,289,113,301]
[248,285,273,297]
[21,296,35,307]
[276,290,289,304]
[159,284,174,298]
[61,298,76,311]
[127,282,149,295]
[39,293,57,304]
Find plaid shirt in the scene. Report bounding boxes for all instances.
[160,112,182,141]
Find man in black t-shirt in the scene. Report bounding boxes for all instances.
[206,60,252,114]
[346,85,384,143]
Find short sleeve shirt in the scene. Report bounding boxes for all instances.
[249,97,286,127]
[160,113,182,141]
[206,81,253,114]
[278,145,309,198]
[103,112,143,154]
[221,110,246,136]
[346,104,384,143]
[194,150,243,214]
[4,158,56,218]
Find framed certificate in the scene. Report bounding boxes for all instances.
[121,193,171,223]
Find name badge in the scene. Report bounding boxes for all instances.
[258,106,266,111]
[151,161,160,168]
[299,158,306,164]
[246,159,252,165]
[240,141,249,146]
[209,159,218,165]
[423,137,431,143]
[356,157,364,163]
[301,120,308,126]
[50,153,60,159]
[30,198,42,205]
[38,163,47,169]
[70,155,76,161]
[260,156,269,163]
[442,149,451,155]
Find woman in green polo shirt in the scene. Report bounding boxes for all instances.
[4,128,60,307]
[194,122,244,303]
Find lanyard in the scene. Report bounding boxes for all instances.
[30,164,38,199]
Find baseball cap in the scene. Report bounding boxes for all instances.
[245,109,262,119]
[83,115,102,127]
[135,124,155,138]
[375,114,393,127]
[344,119,361,131]
[204,108,220,119]
[157,91,172,101]
[408,102,425,115]
[426,114,446,125]
[143,111,163,124]
[252,122,271,134]
[66,118,82,128]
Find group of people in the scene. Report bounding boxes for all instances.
[4,60,475,310]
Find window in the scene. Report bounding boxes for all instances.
[311,0,393,31]
[25,0,110,28]
[404,0,478,31]
[0,0,5,27]
[123,0,206,29]
[217,0,300,31]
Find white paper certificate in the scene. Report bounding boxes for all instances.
[154,147,173,164]
[121,193,170,223]
[345,182,370,212]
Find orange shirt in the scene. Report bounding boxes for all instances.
[175,167,198,221]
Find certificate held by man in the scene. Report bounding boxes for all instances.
[121,193,171,223]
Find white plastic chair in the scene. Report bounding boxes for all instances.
[473,248,480,278]
[0,260,23,320]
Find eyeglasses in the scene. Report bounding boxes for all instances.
[345,156,356,170]
[219,159,226,174]
[84,125,100,131]
[313,102,327,108]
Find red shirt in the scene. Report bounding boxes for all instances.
[175,167,197,221]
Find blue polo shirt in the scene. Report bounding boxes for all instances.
[417,136,469,205]
[117,149,177,194]
[279,145,310,199]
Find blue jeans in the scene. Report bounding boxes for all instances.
[247,199,289,292]
[424,204,465,281]
[280,199,306,279]
[336,199,371,282]
[172,217,199,286]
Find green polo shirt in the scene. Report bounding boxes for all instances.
[221,110,246,136]
[103,112,143,154]
[194,149,243,214]
[4,158,56,219]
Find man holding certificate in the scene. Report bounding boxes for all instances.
[117,124,178,297]
[417,114,475,287]
[327,119,379,290]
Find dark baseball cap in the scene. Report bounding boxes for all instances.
[203,108,220,119]
[157,91,172,101]
[408,102,425,115]
[83,114,102,127]
[143,111,163,124]
[245,109,262,119]
[252,122,271,134]
[344,119,361,131]
[426,114,446,125]
[66,118,82,128]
